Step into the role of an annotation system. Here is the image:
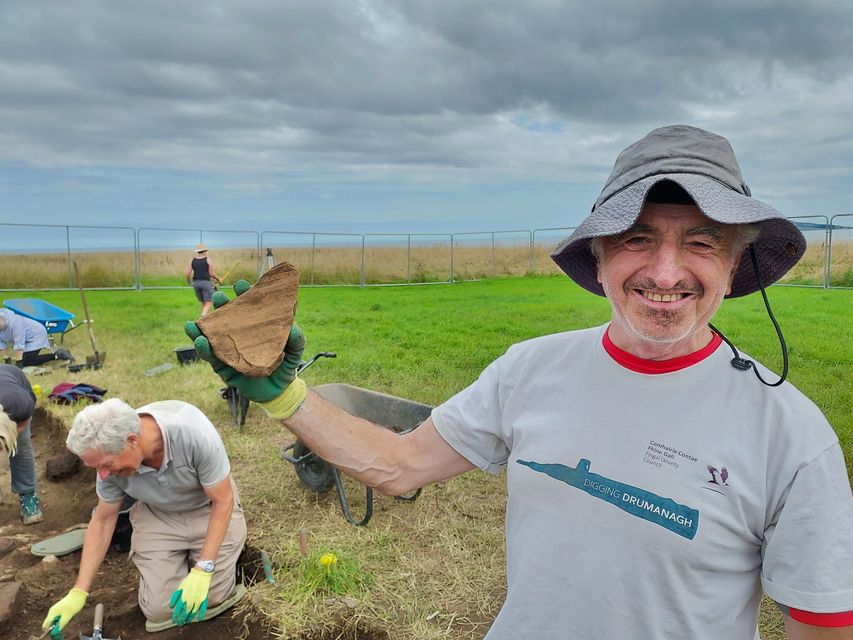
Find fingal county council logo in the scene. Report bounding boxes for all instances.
[703,465,730,495]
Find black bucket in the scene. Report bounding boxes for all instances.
[174,346,199,365]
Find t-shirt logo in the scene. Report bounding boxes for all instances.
[518,458,700,540]
[707,465,729,485]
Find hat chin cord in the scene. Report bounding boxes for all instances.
[708,245,789,388]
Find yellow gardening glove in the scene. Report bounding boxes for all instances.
[43,587,88,631]
[169,568,212,625]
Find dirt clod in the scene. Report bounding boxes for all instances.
[196,261,299,376]
[0,539,15,559]
[46,451,81,481]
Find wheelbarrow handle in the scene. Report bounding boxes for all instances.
[296,351,337,373]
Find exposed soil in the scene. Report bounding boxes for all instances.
[0,407,279,640]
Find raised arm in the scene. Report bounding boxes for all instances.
[288,391,474,495]
[184,282,474,496]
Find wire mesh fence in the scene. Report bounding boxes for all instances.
[0,219,850,291]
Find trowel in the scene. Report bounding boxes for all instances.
[79,604,121,640]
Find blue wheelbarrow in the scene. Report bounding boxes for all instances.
[3,298,77,344]
[280,382,432,526]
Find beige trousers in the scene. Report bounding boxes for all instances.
[128,481,248,622]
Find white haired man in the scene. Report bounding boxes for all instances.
[42,398,246,634]
[0,363,43,524]
[187,125,853,638]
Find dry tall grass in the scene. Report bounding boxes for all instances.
[0,241,850,290]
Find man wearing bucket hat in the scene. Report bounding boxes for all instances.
[185,243,222,317]
[187,125,853,638]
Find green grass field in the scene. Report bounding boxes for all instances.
[7,276,852,638]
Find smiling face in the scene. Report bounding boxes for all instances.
[78,433,143,480]
[596,202,742,359]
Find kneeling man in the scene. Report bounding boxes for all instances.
[42,398,247,633]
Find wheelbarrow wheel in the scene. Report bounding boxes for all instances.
[292,440,336,493]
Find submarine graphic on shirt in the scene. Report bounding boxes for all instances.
[518,458,700,540]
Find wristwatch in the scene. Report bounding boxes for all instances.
[195,559,215,573]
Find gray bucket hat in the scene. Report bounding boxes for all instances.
[551,125,806,298]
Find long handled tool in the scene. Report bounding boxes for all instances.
[219,260,242,284]
[79,603,121,640]
[31,621,62,640]
[73,262,106,369]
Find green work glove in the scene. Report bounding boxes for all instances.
[184,280,307,419]
[169,568,212,625]
[43,587,88,631]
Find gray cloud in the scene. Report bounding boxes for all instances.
[1,0,852,229]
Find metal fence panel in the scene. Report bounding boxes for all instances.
[261,232,364,286]
[828,214,853,288]
[532,228,575,275]
[67,226,138,289]
[0,224,73,290]
[363,234,452,284]
[780,216,830,289]
[0,223,137,290]
[450,230,532,281]
[137,227,259,289]
[1,218,851,291]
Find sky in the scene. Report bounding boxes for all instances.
[2,0,853,242]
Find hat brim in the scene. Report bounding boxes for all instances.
[551,174,806,299]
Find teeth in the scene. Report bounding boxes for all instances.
[643,292,683,302]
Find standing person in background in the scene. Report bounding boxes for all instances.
[0,309,72,367]
[185,243,221,317]
[0,363,44,524]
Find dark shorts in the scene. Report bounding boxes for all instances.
[192,280,214,302]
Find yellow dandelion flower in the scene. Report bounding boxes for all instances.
[319,552,338,574]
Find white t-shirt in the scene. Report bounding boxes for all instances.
[432,324,853,640]
[97,400,231,511]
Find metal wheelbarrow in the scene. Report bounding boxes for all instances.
[281,382,432,526]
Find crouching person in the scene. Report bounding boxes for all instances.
[41,398,247,634]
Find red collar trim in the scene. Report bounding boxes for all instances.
[602,327,722,374]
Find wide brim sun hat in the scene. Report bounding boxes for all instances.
[551,125,806,299]
[194,243,209,253]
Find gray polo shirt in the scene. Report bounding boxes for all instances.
[96,400,230,512]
